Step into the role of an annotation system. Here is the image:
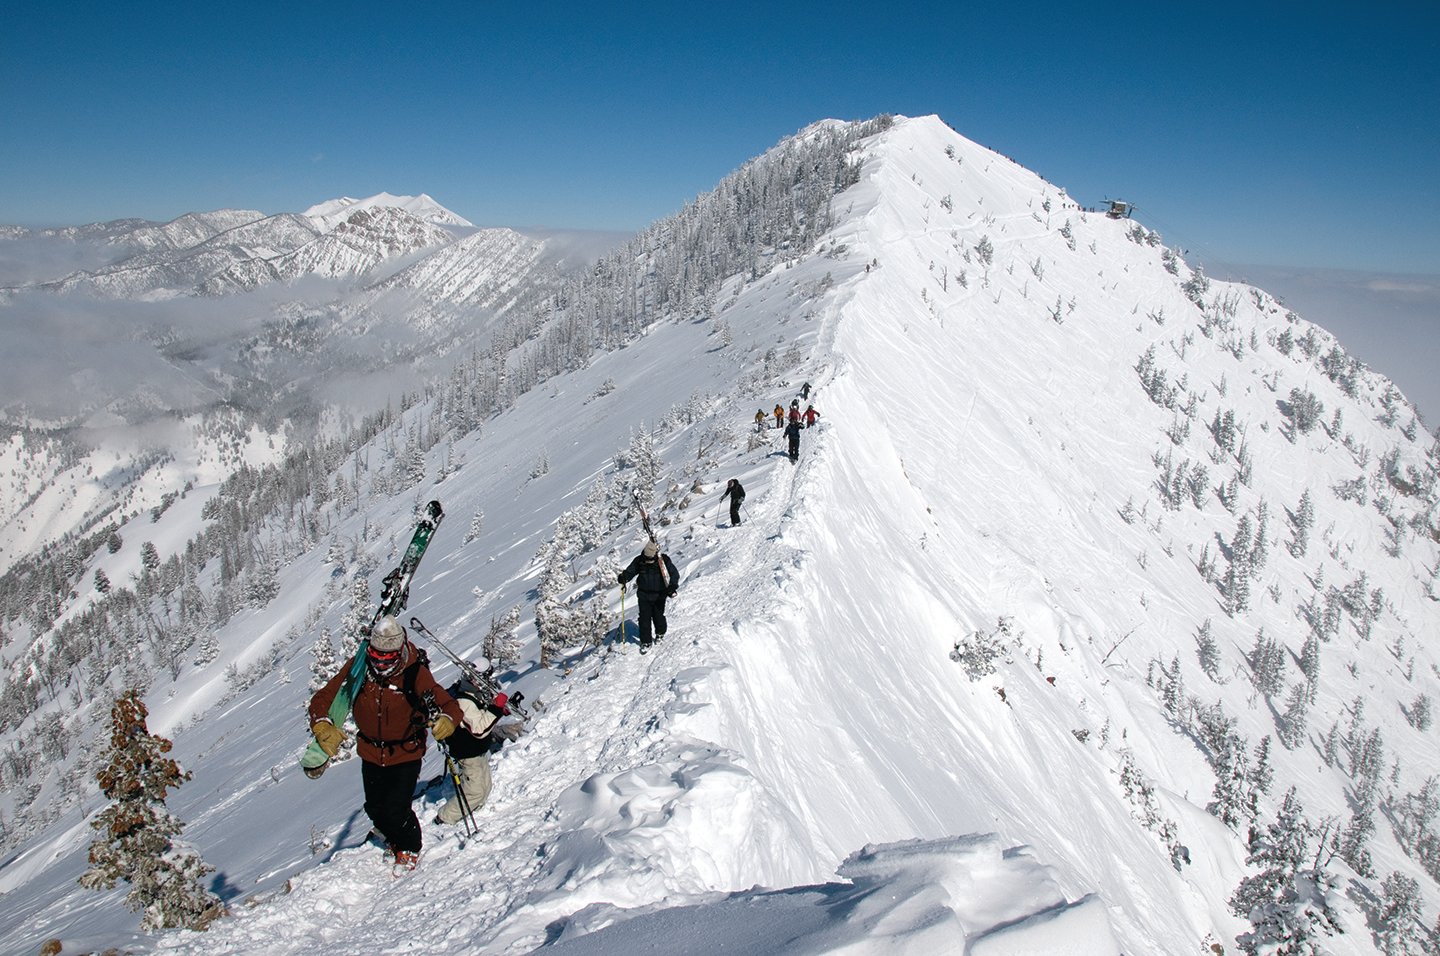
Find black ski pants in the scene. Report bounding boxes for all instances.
[361,758,424,853]
[728,498,742,526]
[636,594,668,646]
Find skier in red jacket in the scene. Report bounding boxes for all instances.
[309,616,464,871]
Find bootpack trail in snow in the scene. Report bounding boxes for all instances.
[172,398,827,955]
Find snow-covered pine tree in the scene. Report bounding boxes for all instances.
[1228,787,1337,955]
[192,631,219,668]
[1287,387,1324,436]
[1407,694,1433,732]
[1206,717,1252,829]
[1392,777,1439,882]
[1248,628,1285,698]
[1299,633,1321,701]
[79,691,221,931]
[483,606,523,669]
[1225,514,1254,616]
[1339,785,1378,878]
[310,628,337,690]
[535,545,577,668]
[1376,871,1424,955]
[1251,499,1270,574]
[1196,618,1221,681]
[340,576,372,658]
[1279,683,1309,750]
[464,509,484,545]
[626,424,664,507]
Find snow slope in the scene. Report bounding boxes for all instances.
[2,116,1436,955]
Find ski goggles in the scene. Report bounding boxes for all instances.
[366,646,403,667]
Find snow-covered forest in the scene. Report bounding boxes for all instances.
[1,114,1437,954]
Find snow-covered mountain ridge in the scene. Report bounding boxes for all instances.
[0,116,1436,955]
[6,192,473,299]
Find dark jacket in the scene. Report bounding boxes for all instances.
[309,642,463,767]
[721,480,745,504]
[618,552,679,599]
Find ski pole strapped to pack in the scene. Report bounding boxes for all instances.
[408,616,529,720]
[300,501,445,779]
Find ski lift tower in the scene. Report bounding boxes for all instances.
[1104,198,1136,220]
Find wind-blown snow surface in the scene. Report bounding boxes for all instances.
[2,116,1436,954]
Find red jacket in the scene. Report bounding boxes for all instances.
[309,642,463,766]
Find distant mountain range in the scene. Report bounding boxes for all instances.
[0,192,624,572]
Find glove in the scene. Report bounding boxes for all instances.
[666,586,677,598]
[312,720,347,758]
[431,715,457,741]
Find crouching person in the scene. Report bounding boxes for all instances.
[435,680,516,825]
[308,615,462,872]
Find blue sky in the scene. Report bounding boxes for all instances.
[3,1,1436,275]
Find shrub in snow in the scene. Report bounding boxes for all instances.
[1181,266,1210,306]
[950,617,1017,681]
[80,691,221,931]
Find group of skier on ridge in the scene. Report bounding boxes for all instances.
[306,380,818,872]
[754,385,820,464]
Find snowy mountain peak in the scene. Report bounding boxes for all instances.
[302,192,473,231]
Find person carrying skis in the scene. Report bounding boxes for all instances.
[720,478,745,527]
[616,540,679,653]
[309,615,463,871]
[754,409,766,432]
[773,404,785,429]
[784,417,802,462]
[434,678,516,826]
[803,404,820,428]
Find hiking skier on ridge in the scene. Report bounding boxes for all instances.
[617,541,680,653]
[720,478,745,527]
[309,615,463,872]
[784,417,802,462]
